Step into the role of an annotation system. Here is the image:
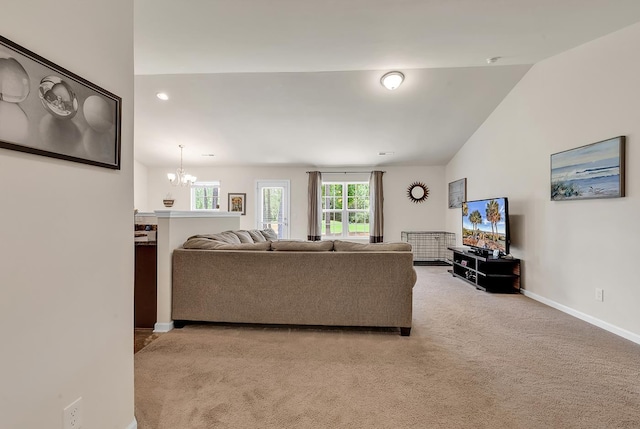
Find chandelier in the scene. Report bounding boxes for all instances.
[167,145,197,186]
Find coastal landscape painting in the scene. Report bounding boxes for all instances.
[551,136,625,201]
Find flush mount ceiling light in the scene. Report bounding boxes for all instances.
[486,57,501,64]
[380,71,404,90]
[167,145,197,186]
[156,92,169,100]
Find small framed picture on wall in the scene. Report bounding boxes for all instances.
[448,178,467,208]
[228,193,246,215]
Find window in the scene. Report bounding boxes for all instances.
[191,182,220,210]
[321,182,369,238]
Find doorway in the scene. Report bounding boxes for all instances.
[256,180,290,239]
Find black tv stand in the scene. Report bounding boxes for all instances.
[447,247,521,293]
[468,248,490,257]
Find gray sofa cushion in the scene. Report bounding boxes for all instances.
[333,240,412,252]
[247,230,267,242]
[190,229,276,245]
[183,238,271,251]
[260,228,278,241]
[214,231,243,244]
[271,240,334,251]
[234,230,254,243]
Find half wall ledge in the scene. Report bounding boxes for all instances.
[155,210,242,218]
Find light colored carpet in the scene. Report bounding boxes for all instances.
[134,266,640,428]
[134,328,161,354]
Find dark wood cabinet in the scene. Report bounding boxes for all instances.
[448,247,520,293]
[135,243,157,328]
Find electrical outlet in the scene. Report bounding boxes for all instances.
[595,288,604,302]
[63,397,83,429]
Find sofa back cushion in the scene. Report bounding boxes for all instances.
[333,240,412,252]
[202,231,242,244]
[234,230,254,243]
[183,237,271,251]
[260,228,278,241]
[247,230,267,242]
[271,240,334,251]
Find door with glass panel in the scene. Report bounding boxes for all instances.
[256,180,290,239]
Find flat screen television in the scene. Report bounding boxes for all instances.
[461,197,510,256]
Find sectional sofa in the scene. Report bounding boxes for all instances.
[171,230,417,335]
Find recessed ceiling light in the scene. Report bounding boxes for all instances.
[156,92,169,100]
[378,151,395,156]
[201,154,215,157]
[486,57,501,64]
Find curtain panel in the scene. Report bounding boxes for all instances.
[369,171,384,243]
[307,171,322,241]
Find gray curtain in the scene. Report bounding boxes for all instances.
[307,171,322,241]
[369,171,384,243]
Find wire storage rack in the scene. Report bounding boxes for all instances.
[401,231,455,266]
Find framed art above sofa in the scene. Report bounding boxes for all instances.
[228,193,246,215]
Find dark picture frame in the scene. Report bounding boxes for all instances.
[448,178,467,208]
[550,136,625,201]
[228,193,246,215]
[0,35,121,169]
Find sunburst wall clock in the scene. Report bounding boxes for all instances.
[407,181,429,203]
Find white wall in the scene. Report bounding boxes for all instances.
[446,23,640,340]
[0,1,135,428]
[134,159,149,211]
[144,165,445,241]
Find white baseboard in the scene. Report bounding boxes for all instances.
[126,417,137,429]
[521,289,640,345]
[153,321,174,333]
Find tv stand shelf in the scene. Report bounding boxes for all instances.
[448,247,520,293]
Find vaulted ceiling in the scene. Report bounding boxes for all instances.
[134,0,640,167]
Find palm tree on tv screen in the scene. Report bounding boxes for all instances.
[485,199,501,240]
[469,210,482,234]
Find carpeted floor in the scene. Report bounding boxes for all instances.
[134,329,161,354]
[134,266,640,428]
